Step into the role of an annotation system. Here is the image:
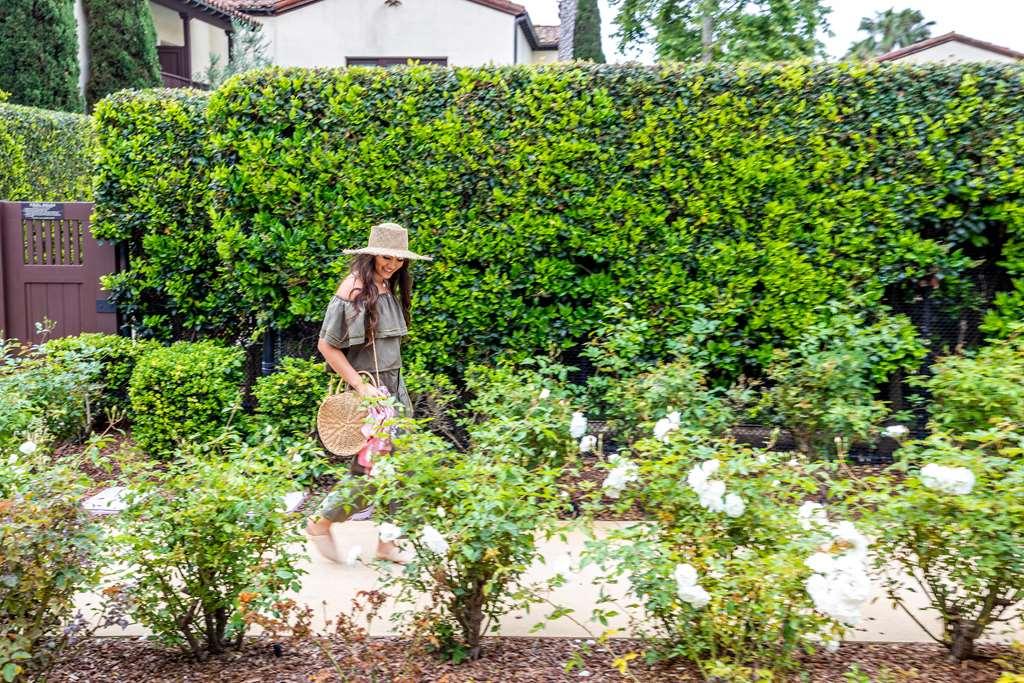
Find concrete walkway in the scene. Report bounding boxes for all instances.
[83,520,1024,644]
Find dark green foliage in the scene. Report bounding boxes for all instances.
[91,89,235,340]
[0,0,83,112]
[83,0,162,109]
[94,63,1024,382]
[573,0,605,62]
[128,341,245,456]
[42,333,157,412]
[253,356,330,437]
[0,102,94,200]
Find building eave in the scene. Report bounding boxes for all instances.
[876,31,1024,62]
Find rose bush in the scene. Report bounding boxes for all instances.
[107,430,305,660]
[354,430,568,662]
[581,426,873,678]
[459,360,578,469]
[0,440,109,682]
[862,420,1024,660]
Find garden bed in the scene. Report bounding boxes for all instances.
[46,636,1010,682]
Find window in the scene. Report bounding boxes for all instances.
[345,57,448,67]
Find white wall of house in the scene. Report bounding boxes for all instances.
[531,48,558,64]
[189,21,230,80]
[890,41,1020,64]
[262,0,520,67]
[149,1,229,81]
[150,2,184,44]
[514,23,531,64]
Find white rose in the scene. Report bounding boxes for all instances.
[723,493,745,518]
[686,459,720,493]
[436,506,447,518]
[653,411,682,442]
[804,552,835,574]
[673,563,699,588]
[883,424,909,440]
[378,522,403,543]
[830,521,870,557]
[18,441,36,455]
[697,479,726,513]
[539,388,551,400]
[602,459,639,498]
[920,463,975,495]
[677,583,710,609]
[419,524,449,556]
[344,545,363,566]
[797,501,829,531]
[570,412,588,439]
[579,435,598,454]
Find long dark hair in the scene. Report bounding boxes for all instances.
[348,253,412,341]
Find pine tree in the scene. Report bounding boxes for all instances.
[0,0,83,112]
[83,0,162,109]
[202,20,272,88]
[573,0,606,62]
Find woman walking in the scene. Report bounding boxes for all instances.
[307,222,431,564]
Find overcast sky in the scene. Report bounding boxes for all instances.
[518,0,1024,63]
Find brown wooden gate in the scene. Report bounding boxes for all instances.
[0,202,117,344]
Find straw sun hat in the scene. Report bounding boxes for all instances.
[343,223,433,261]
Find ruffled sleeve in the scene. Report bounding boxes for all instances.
[318,296,367,349]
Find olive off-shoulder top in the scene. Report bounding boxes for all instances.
[318,293,408,372]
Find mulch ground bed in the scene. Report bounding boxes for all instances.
[47,637,1010,682]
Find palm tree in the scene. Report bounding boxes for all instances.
[847,8,935,59]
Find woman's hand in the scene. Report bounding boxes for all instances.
[356,381,385,398]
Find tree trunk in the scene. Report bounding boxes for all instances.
[701,13,713,63]
[558,0,576,61]
[948,618,979,661]
[456,580,487,661]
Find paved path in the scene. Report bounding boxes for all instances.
[83,520,1023,643]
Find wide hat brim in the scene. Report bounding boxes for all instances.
[342,246,433,261]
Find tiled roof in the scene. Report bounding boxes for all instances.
[876,31,1024,62]
[180,0,261,23]
[533,24,559,48]
[222,0,526,14]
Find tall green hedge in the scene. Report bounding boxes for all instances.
[94,63,1024,378]
[92,88,235,339]
[0,103,94,200]
[83,0,162,109]
[0,0,83,112]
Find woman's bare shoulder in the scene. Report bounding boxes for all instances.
[336,274,362,300]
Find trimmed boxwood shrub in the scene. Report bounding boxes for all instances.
[252,356,329,437]
[83,0,162,109]
[92,89,236,340]
[96,63,1024,380]
[0,0,83,112]
[0,102,94,200]
[43,333,157,413]
[128,341,244,455]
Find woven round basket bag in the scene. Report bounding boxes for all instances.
[316,372,375,457]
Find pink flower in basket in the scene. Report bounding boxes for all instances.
[357,388,398,473]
